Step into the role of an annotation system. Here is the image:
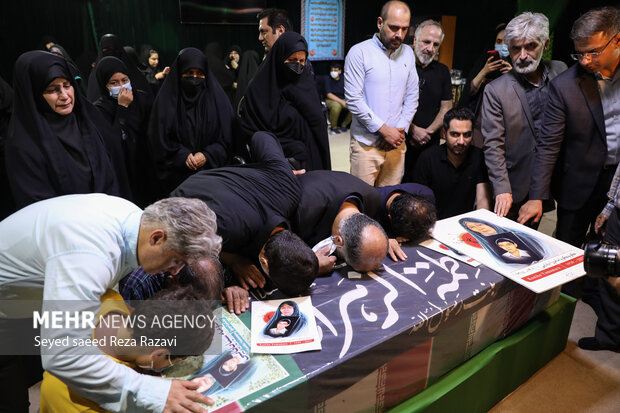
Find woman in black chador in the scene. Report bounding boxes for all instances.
[239,32,330,170]
[93,56,155,207]
[148,47,235,197]
[87,34,152,103]
[5,51,129,209]
[262,300,306,338]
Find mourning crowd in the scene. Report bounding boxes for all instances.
[0,2,619,412]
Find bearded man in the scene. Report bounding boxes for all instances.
[345,0,418,187]
[403,19,454,181]
[480,12,567,226]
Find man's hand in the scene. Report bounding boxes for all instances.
[387,238,407,261]
[378,124,405,149]
[117,87,133,108]
[222,286,250,315]
[494,193,513,217]
[410,124,432,146]
[230,257,266,290]
[315,246,337,276]
[595,212,609,236]
[164,379,213,413]
[292,169,306,176]
[518,200,543,224]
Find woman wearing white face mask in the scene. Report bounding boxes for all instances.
[458,23,513,147]
[94,56,156,207]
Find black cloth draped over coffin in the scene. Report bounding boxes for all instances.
[93,56,155,207]
[5,51,130,209]
[147,47,235,197]
[239,32,330,170]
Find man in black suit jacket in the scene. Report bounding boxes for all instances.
[292,170,388,274]
[519,7,620,352]
[171,131,318,296]
[519,9,619,247]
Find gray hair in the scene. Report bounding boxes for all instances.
[504,12,549,47]
[414,19,445,42]
[570,7,620,41]
[338,213,388,269]
[141,197,222,260]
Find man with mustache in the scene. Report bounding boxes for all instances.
[481,12,566,226]
[519,7,620,352]
[412,107,491,219]
[404,20,453,181]
[345,0,418,187]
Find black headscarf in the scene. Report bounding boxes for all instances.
[87,34,152,102]
[5,51,124,209]
[459,23,508,113]
[93,56,154,206]
[205,42,235,101]
[148,47,235,196]
[0,75,14,218]
[239,32,330,170]
[233,49,261,113]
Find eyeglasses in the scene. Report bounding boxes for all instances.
[570,32,618,61]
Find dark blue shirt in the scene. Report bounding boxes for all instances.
[325,75,345,99]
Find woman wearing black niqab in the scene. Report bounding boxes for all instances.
[94,56,155,207]
[5,51,125,209]
[148,47,235,197]
[239,32,330,170]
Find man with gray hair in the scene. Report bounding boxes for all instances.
[292,170,389,274]
[481,11,566,225]
[336,213,389,272]
[404,19,453,180]
[345,0,418,186]
[0,194,221,412]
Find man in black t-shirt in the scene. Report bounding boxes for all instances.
[404,20,453,181]
[413,108,491,219]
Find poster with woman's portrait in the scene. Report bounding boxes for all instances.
[251,296,321,354]
[163,309,295,410]
[432,209,584,293]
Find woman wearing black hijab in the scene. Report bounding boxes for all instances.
[233,49,260,113]
[87,34,152,103]
[93,56,154,207]
[239,32,330,170]
[148,47,235,197]
[5,51,126,209]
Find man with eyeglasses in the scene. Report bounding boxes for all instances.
[403,19,453,181]
[518,7,620,352]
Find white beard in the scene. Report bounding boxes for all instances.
[513,53,543,74]
[414,45,435,66]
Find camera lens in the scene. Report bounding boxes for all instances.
[584,242,620,278]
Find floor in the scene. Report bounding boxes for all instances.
[29,129,620,412]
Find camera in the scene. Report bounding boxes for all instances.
[584,241,620,277]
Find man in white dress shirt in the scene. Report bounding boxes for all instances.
[345,0,418,187]
[0,194,221,412]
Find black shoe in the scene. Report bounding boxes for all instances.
[578,337,620,352]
